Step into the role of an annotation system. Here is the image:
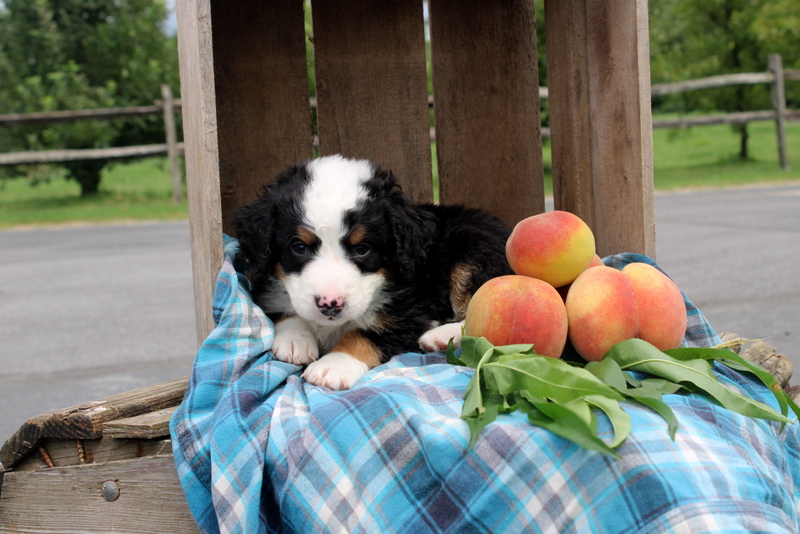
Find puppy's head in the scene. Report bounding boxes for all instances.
[235,155,437,326]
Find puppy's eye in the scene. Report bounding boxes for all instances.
[353,244,371,257]
[291,242,309,256]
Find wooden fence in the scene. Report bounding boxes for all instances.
[0,54,798,193]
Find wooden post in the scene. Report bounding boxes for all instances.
[176,0,224,346]
[160,84,183,204]
[544,0,655,258]
[769,53,790,171]
[429,0,544,227]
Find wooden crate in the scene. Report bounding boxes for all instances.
[1,0,654,531]
[0,378,195,532]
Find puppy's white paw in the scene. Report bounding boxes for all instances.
[302,352,369,390]
[418,321,464,352]
[272,317,319,364]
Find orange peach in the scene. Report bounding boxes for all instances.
[565,263,687,361]
[464,275,568,358]
[506,211,596,288]
[622,263,687,351]
[565,266,639,361]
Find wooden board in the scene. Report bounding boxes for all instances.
[211,0,314,232]
[0,455,197,534]
[12,438,173,472]
[0,377,187,469]
[544,0,655,258]
[428,0,544,227]
[103,407,176,440]
[312,0,433,203]
[176,0,225,345]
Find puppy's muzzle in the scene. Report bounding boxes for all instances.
[315,295,345,318]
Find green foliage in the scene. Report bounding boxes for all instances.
[449,335,797,455]
[649,0,800,159]
[0,0,179,194]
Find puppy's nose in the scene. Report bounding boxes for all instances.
[315,296,345,318]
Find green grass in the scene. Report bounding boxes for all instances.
[1,116,799,229]
[0,158,187,229]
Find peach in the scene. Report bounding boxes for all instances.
[506,211,596,288]
[565,266,639,361]
[622,263,687,351]
[565,263,687,361]
[557,254,605,301]
[464,275,568,358]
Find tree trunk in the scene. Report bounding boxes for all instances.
[65,160,107,197]
[735,123,749,160]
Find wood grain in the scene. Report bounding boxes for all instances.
[429,0,544,227]
[1,377,187,469]
[0,455,197,533]
[312,0,433,203]
[176,0,224,345]
[211,0,314,233]
[545,0,655,258]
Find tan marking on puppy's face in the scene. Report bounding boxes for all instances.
[347,225,367,246]
[297,226,319,246]
[331,330,382,369]
[450,263,477,320]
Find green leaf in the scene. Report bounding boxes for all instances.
[666,347,800,426]
[605,339,792,425]
[463,403,500,450]
[482,357,625,405]
[527,400,622,459]
[622,388,680,440]
[585,395,631,448]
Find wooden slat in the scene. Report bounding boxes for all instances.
[211,0,314,233]
[312,0,432,203]
[544,0,655,258]
[103,408,176,440]
[428,0,544,227]
[176,0,225,345]
[12,438,173,472]
[0,455,197,534]
[0,144,183,165]
[0,377,187,469]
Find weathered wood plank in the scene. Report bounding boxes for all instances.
[429,0,544,227]
[0,144,182,165]
[0,455,197,534]
[103,408,176,440]
[211,0,313,234]
[769,53,790,170]
[312,0,432,203]
[12,438,173,472]
[176,0,224,345]
[162,84,184,203]
[1,377,187,469]
[544,0,655,258]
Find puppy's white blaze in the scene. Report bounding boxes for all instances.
[302,155,373,239]
[302,351,369,390]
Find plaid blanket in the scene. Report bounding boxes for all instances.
[170,239,800,534]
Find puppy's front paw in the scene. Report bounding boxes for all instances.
[302,352,369,390]
[418,321,464,352]
[272,318,319,364]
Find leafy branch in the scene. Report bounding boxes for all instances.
[447,336,799,456]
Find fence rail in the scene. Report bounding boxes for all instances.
[0,55,798,180]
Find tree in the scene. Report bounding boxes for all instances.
[649,0,800,160]
[0,0,179,195]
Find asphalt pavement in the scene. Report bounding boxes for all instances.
[1,182,799,442]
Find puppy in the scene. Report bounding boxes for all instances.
[235,155,512,389]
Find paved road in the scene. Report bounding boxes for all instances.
[1,182,799,442]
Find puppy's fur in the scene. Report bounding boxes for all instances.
[235,155,512,389]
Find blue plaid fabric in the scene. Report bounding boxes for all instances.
[171,241,800,534]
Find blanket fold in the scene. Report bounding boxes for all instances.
[171,239,800,534]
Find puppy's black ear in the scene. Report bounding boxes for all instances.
[379,170,438,283]
[234,187,276,288]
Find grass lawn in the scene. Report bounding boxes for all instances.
[0,158,188,229]
[1,117,799,229]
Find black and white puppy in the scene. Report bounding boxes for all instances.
[235,155,512,390]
